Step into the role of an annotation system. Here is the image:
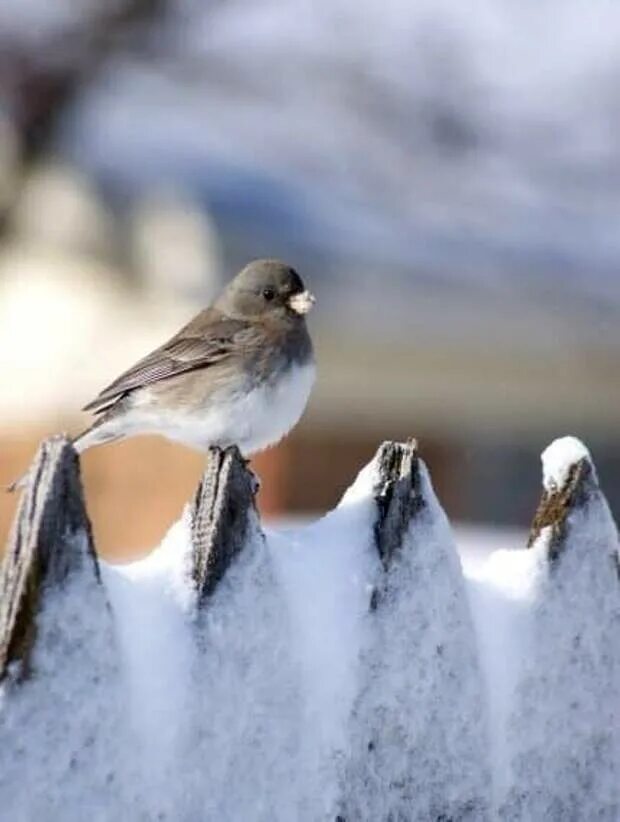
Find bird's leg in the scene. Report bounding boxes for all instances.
[237,451,261,495]
[211,446,261,495]
[248,469,261,495]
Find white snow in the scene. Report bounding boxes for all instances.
[183,510,303,821]
[465,545,543,809]
[100,513,196,816]
[463,439,620,819]
[338,460,491,820]
[268,459,380,818]
[542,434,593,492]
[499,449,620,820]
[1,439,618,820]
[0,530,131,821]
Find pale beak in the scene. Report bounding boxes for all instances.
[288,290,315,315]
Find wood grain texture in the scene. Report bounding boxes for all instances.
[191,446,260,606]
[0,435,99,680]
[528,458,597,562]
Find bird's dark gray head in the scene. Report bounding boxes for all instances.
[216,259,315,321]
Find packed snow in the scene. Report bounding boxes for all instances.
[541,435,592,492]
[498,441,620,820]
[101,514,197,818]
[0,531,131,821]
[0,438,618,820]
[337,460,491,821]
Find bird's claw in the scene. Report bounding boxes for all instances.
[248,467,261,495]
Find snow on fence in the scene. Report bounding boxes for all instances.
[0,435,618,821]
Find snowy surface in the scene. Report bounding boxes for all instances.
[338,460,491,820]
[498,448,620,820]
[103,460,378,820]
[185,512,301,822]
[0,531,130,821]
[1,440,618,820]
[542,435,592,492]
[101,514,196,818]
[268,463,379,819]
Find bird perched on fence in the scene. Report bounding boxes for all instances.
[7,259,315,491]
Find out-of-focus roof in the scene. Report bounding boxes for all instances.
[46,0,620,350]
[1,0,618,437]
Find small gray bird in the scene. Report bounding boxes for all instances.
[8,259,315,490]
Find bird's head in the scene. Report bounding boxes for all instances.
[217,259,315,322]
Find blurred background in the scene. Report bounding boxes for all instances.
[0,0,619,560]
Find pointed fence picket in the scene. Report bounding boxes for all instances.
[0,435,99,680]
[0,434,617,821]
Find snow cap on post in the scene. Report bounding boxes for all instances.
[528,436,600,561]
[500,438,620,818]
[337,438,491,820]
[0,435,99,680]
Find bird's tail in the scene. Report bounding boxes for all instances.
[5,413,124,494]
[72,416,124,454]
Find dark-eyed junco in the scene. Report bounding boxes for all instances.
[8,259,315,490]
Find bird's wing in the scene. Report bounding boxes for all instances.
[83,311,252,412]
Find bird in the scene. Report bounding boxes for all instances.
[7,259,315,491]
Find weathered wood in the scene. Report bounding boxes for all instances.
[372,438,423,569]
[501,441,620,819]
[527,456,597,561]
[0,435,98,680]
[368,439,424,610]
[338,439,492,821]
[190,446,259,605]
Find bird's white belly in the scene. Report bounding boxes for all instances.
[132,362,315,455]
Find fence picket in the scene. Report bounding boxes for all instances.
[0,435,99,680]
[190,445,260,605]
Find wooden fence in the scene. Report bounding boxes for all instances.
[0,434,618,821]
[0,437,429,681]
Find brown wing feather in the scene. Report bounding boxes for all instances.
[83,310,251,413]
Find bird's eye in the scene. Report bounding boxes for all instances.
[262,287,276,301]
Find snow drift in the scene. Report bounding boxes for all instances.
[498,438,620,821]
[0,436,618,821]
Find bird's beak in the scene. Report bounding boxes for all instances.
[288,290,315,315]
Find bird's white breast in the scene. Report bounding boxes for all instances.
[130,361,316,455]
